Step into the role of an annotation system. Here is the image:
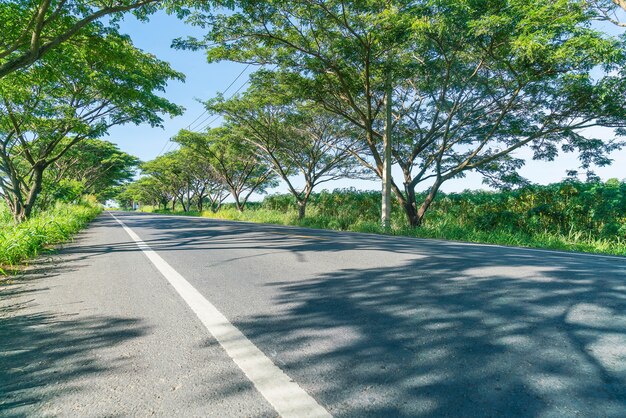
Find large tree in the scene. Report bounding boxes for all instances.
[138,147,228,212]
[384,0,626,225]
[174,127,278,211]
[0,28,183,221]
[120,176,173,211]
[176,0,414,225]
[182,0,626,226]
[205,73,366,219]
[142,151,196,212]
[0,0,208,79]
[43,139,140,204]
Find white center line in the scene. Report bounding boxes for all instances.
[109,212,331,418]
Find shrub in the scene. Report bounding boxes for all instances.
[0,200,102,268]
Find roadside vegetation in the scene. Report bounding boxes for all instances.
[0,137,139,272]
[118,0,626,257]
[3,1,626,261]
[1,1,186,270]
[0,199,102,270]
[135,180,626,256]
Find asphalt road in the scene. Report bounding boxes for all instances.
[1,211,625,417]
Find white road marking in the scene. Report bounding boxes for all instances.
[109,212,331,418]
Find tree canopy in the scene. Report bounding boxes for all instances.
[174,127,278,211]
[0,0,208,79]
[205,72,367,218]
[179,0,626,226]
[0,24,183,221]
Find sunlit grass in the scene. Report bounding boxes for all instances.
[139,193,625,256]
[0,200,102,269]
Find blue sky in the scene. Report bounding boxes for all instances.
[107,11,626,196]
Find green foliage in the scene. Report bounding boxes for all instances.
[173,127,278,211]
[51,139,140,202]
[205,77,365,219]
[34,139,140,209]
[0,0,207,78]
[47,179,86,204]
[0,200,102,268]
[0,19,183,221]
[182,0,626,227]
[200,180,626,256]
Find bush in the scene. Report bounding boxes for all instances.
[197,180,626,256]
[0,200,102,268]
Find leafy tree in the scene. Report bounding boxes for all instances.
[118,176,172,210]
[38,178,85,209]
[0,27,183,221]
[205,74,366,219]
[589,0,626,26]
[177,146,229,212]
[177,0,413,225]
[385,0,626,225]
[182,0,626,226]
[136,147,228,212]
[42,139,140,205]
[0,0,206,79]
[141,148,224,212]
[141,151,195,211]
[174,127,278,211]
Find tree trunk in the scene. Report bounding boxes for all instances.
[402,184,420,227]
[211,198,222,213]
[13,201,27,223]
[232,192,244,212]
[13,166,45,222]
[297,200,307,220]
[185,182,191,212]
[381,63,392,229]
[414,181,443,227]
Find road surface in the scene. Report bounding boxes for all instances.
[1,211,625,417]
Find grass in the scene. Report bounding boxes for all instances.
[139,201,626,257]
[0,200,102,271]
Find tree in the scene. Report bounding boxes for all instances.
[382,0,626,226]
[116,177,169,210]
[0,0,207,79]
[174,127,278,211]
[177,0,409,224]
[142,151,194,211]
[42,139,139,205]
[205,74,366,219]
[0,28,183,221]
[182,0,626,226]
[589,0,626,26]
[140,148,228,212]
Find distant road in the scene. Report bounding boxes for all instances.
[1,211,625,417]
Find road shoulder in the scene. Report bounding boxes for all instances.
[0,214,275,417]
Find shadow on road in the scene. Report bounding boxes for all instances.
[0,266,149,417]
[232,249,626,416]
[17,212,623,417]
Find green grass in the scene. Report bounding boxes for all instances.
[0,200,102,270]
[139,198,625,257]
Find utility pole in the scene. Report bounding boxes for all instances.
[381,60,392,230]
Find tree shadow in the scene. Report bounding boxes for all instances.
[99,212,626,264]
[0,285,150,417]
[230,251,626,417]
[20,211,622,416]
